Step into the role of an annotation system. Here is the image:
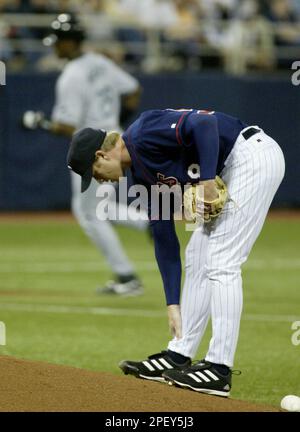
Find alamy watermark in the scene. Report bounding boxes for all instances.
[0,322,6,346]
[95,177,205,231]
[291,321,300,346]
[291,61,300,86]
[0,61,6,86]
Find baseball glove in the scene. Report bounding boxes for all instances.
[183,176,228,224]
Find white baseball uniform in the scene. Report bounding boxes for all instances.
[52,52,147,276]
[168,127,285,367]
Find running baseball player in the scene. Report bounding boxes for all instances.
[22,14,148,296]
[67,108,285,397]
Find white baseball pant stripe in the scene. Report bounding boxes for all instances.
[168,128,285,367]
[71,172,148,276]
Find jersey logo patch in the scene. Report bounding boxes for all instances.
[157,173,179,187]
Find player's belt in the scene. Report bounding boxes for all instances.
[242,127,261,140]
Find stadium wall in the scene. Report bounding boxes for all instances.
[0,72,299,210]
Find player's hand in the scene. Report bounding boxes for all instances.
[22,111,45,130]
[199,179,220,215]
[184,177,228,224]
[167,304,182,339]
[200,179,219,203]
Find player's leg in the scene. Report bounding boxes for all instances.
[71,172,142,293]
[163,131,285,395]
[205,131,285,367]
[108,178,149,231]
[118,219,211,382]
[163,222,235,396]
[109,201,148,231]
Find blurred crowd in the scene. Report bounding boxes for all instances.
[1,0,300,74]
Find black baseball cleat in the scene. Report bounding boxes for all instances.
[162,359,232,397]
[96,278,143,297]
[119,351,191,383]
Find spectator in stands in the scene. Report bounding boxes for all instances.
[201,0,240,68]
[263,0,300,68]
[161,0,204,70]
[55,0,75,13]
[201,0,238,20]
[26,1,57,39]
[0,3,11,62]
[79,0,121,63]
[0,0,29,70]
[231,0,275,73]
[0,0,24,13]
[292,0,300,17]
[206,0,275,74]
[110,0,162,69]
[107,0,201,70]
[113,0,206,71]
[81,0,119,15]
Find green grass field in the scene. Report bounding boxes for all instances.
[0,214,299,408]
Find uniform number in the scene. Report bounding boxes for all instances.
[96,86,115,119]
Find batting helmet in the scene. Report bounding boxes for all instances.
[43,13,86,46]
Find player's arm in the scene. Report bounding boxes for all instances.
[150,217,182,338]
[50,122,76,137]
[22,111,76,137]
[120,86,142,127]
[182,112,220,200]
[110,58,142,127]
[22,72,84,138]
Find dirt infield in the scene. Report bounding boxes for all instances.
[0,356,280,412]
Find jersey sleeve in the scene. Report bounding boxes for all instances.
[51,71,86,128]
[180,112,219,180]
[108,60,139,95]
[150,218,182,305]
[148,189,182,305]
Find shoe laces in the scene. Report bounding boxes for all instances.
[189,359,242,376]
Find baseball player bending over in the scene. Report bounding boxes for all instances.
[22,14,148,296]
[67,108,285,397]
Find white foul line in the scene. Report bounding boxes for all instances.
[0,303,298,323]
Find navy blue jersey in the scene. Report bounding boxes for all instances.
[123,109,247,187]
[122,109,248,305]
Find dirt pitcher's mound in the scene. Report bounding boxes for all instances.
[0,355,278,412]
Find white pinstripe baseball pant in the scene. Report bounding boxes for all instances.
[168,127,285,367]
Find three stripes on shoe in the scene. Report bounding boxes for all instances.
[186,369,219,383]
[142,358,220,383]
[143,358,173,371]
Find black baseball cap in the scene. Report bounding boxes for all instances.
[67,128,107,192]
